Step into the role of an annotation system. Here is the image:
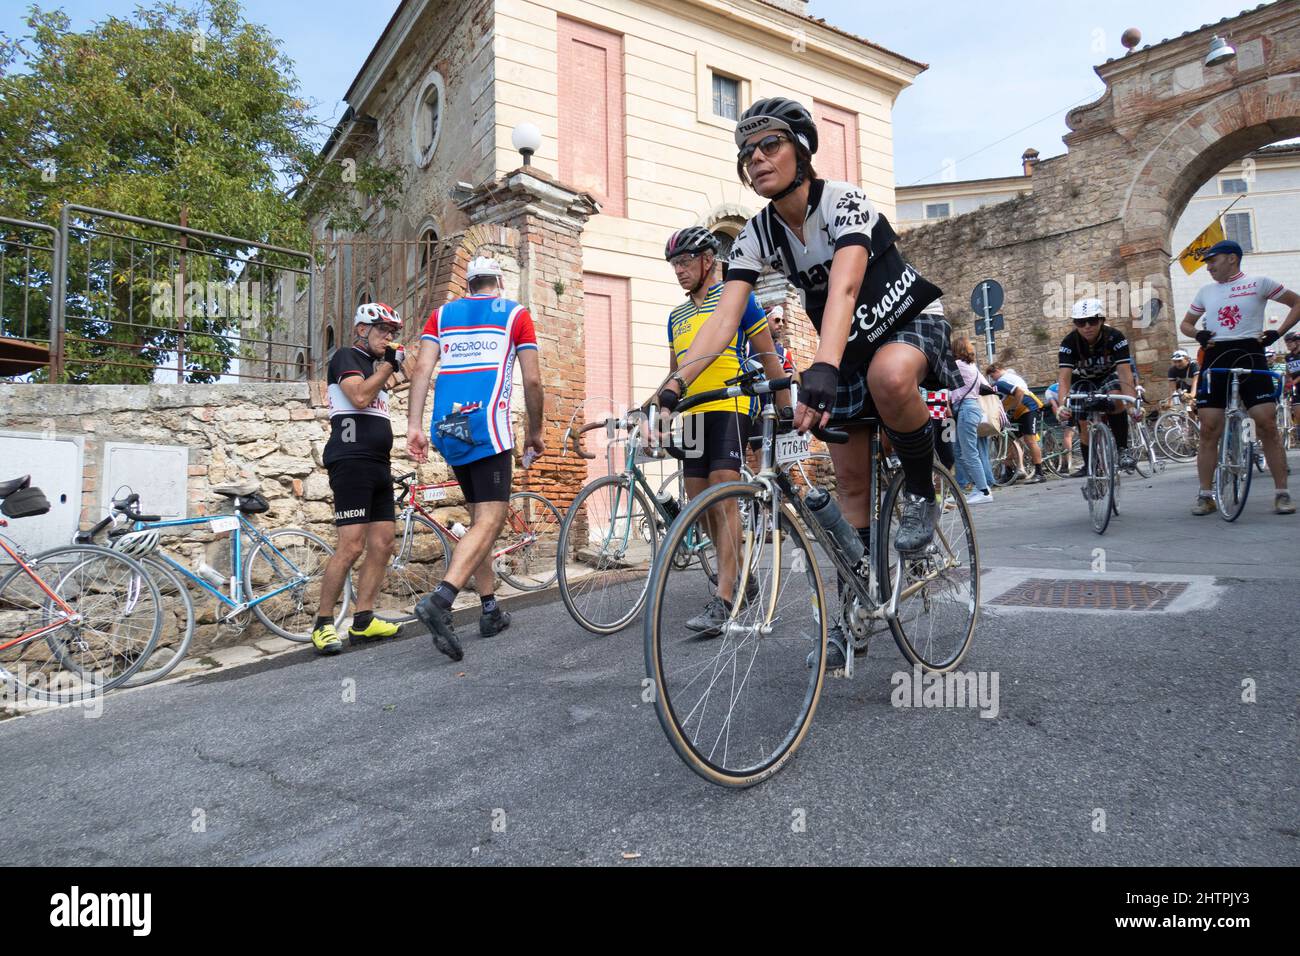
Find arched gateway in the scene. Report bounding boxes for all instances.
[903,1,1300,391]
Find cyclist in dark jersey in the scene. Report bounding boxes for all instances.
[314,302,406,655]
[1287,332,1300,440]
[1055,297,1139,479]
[1167,350,1199,397]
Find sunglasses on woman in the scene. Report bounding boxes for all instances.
[738,133,790,166]
[1073,317,1103,327]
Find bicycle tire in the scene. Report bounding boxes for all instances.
[0,545,162,703]
[1215,416,1252,522]
[557,474,658,634]
[245,528,349,641]
[1086,424,1116,534]
[119,555,196,688]
[877,464,979,673]
[644,481,826,788]
[384,513,452,614]
[496,491,562,591]
[1155,411,1198,461]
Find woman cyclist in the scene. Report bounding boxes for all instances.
[648,97,959,667]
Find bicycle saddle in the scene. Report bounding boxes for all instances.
[0,475,31,498]
[212,481,261,498]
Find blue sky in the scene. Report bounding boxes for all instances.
[0,0,1272,184]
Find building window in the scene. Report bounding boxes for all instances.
[558,18,625,217]
[418,226,438,272]
[296,351,307,380]
[356,287,372,308]
[925,203,951,220]
[712,73,739,121]
[1220,177,1249,194]
[325,326,335,356]
[411,72,445,168]
[1223,211,1255,252]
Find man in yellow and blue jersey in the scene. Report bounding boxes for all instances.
[663,226,785,635]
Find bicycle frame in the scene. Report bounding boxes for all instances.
[0,535,79,652]
[396,479,540,561]
[130,513,308,614]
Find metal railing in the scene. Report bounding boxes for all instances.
[48,205,314,384]
[0,217,59,380]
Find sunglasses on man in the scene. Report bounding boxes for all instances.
[1073,316,1103,327]
[738,133,790,166]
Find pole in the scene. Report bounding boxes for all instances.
[982,282,995,366]
[177,205,188,383]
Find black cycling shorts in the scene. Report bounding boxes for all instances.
[678,411,753,478]
[328,460,396,526]
[1197,342,1279,410]
[1013,407,1042,439]
[451,450,513,503]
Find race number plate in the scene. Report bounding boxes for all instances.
[775,431,812,465]
[422,487,449,502]
[209,516,238,534]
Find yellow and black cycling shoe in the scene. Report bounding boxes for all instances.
[348,616,402,645]
[311,623,343,656]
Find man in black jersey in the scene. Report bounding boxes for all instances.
[1055,297,1139,480]
[312,303,412,656]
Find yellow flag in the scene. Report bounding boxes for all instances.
[1177,216,1226,275]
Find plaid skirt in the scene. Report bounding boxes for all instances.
[830,312,963,423]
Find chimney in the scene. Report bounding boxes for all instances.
[1022,148,1040,177]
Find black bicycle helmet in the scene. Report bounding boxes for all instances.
[664,226,720,261]
[734,97,819,155]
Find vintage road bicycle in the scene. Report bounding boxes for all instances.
[643,373,980,788]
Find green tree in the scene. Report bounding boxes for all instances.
[0,0,401,383]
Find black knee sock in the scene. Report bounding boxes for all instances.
[430,581,459,611]
[934,426,955,469]
[314,615,332,630]
[481,593,498,614]
[886,421,936,498]
[1110,413,1129,450]
[352,610,373,630]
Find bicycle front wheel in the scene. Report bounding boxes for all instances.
[496,492,562,591]
[645,481,827,788]
[878,464,979,673]
[1155,412,1198,461]
[384,513,452,612]
[557,475,658,634]
[1086,424,1116,534]
[245,528,349,641]
[119,555,196,688]
[1215,416,1252,522]
[0,545,161,703]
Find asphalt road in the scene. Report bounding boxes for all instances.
[2,453,1297,865]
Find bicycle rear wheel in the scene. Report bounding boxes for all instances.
[1132,422,1159,478]
[557,475,658,634]
[1155,411,1198,461]
[495,492,562,591]
[1086,424,1116,534]
[1215,416,1252,522]
[245,528,348,640]
[0,545,161,703]
[119,555,195,688]
[877,464,979,673]
[645,482,826,788]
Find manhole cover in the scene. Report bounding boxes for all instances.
[990,578,1188,611]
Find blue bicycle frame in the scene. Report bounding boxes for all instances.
[131,513,310,612]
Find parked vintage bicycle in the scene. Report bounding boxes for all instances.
[643,372,980,788]
[1,476,161,702]
[386,472,561,613]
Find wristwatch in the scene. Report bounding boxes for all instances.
[668,371,687,394]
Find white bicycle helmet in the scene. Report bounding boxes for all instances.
[111,528,160,558]
[1070,298,1105,320]
[354,302,402,330]
[1172,350,1189,361]
[466,256,504,282]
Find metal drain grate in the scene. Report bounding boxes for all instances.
[990,578,1188,611]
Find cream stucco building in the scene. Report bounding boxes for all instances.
[295,0,925,403]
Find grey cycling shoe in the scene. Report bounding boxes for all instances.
[806,626,847,670]
[415,596,464,661]
[893,491,937,554]
[685,596,730,637]
[479,606,512,638]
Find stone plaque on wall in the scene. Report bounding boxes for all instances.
[102,443,189,521]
